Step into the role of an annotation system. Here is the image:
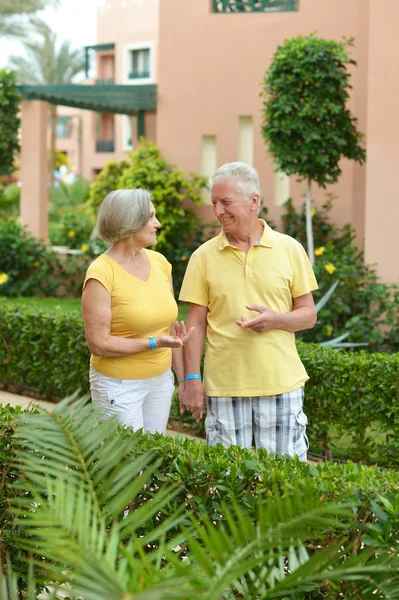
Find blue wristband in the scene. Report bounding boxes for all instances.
[149,336,157,350]
[185,374,202,381]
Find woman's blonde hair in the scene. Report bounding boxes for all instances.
[96,189,151,243]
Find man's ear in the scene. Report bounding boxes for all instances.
[251,194,260,211]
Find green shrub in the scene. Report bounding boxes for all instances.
[281,198,399,352]
[1,399,399,598]
[0,218,90,298]
[0,218,62,296]
[0,305,89,399]
[1,304,399,467]
[49,177,91,211]
[0,184,20,217]
[88,140,211,293]
[48,206,95,248]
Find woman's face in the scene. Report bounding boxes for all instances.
[133,202,161,247]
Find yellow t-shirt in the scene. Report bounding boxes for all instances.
[179,221,318,396]
[83,250,178,379]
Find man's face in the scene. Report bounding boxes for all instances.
[211,180,258,236]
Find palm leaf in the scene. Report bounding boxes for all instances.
[9,396,399,599]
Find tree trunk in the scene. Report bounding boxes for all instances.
[305,179,315,265]
[49,104,57,188]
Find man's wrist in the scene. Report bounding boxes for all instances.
[185,373,202,381]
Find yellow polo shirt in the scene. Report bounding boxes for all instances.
[179,221,318,396]
[83,250,178,379]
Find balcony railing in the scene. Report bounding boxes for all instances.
[95,78,115,85]
[213,0,298,12]
[128,70,150,80]
[96,139,115,153]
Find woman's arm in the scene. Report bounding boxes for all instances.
[82,278,183,357]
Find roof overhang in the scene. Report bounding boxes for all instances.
[18,84,157,115]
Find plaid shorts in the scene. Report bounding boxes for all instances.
[205,387,308,461]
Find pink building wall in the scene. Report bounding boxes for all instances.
[364,0,399,283]
[156,0,369,241]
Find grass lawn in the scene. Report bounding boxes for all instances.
[0,296,82,312]
[0,296,190,321]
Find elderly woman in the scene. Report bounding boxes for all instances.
[82,188,192,433]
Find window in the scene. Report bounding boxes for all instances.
[55,116,72,139]
[129,48,150,79]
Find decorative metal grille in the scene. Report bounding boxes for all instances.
[213,0,298,13]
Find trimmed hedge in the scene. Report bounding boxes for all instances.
[1,401,399,597]
[1,304,399,466]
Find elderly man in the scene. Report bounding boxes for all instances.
[179,162,318,460]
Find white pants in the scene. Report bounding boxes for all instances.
[90,367,175,433]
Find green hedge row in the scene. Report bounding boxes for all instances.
[1,304,398,467]
[1,401,399,599]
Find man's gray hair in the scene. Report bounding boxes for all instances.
[210,162,262,201]
[96,188,152,243]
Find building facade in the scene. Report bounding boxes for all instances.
[21,0,399,282]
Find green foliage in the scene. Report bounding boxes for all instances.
[88,140,210,293]
[299,341,399,465]
[0,69,20,179]
[49,206,95,248]
[0,183,20,217]
[1,303,399,467]
[281,198,399,352]
[0,218,91,297]
[262,34,366,187]
[0,304,89,398]
[49,177,91,210]
[1,398,399,598]
[0,218,61,296]
[88,158,130,212]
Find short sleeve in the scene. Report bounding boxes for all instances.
[83,257,114,294]
[290,242,319,298]
[178,252,209,306]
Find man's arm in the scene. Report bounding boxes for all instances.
[182,303,208,422]
[236,292,317,334]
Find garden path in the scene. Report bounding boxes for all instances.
[0,390,202,442]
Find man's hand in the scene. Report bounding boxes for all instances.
[181,379,206,422]
[235,304,277,333]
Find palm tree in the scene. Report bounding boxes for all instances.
[3,394,398,599]
[0,0,59,41]
[8,21,85,185]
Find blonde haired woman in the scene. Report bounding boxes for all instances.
[82,188,193,433]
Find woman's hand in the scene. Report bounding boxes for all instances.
[155,324,193,348]
[171,320,195,345]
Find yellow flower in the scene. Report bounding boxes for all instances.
[181,255,187,261]
[68,230,76,238]
[325,263,336,275]
[314,246,325,256]
[311,207,316,217]
[325,324,333,337]
[0,273,9,285]
[81,244,89,252]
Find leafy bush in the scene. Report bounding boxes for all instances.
[49,177,91,211]
[0,304,89,399]
[0,184,20,217]
[0,218,90,298]
[48,206,95,248]
[281,198,399,352]
[88,140,210,293]
[1,304,399,467]
[1,398,399,598]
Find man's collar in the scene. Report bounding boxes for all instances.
[218,219,274,250]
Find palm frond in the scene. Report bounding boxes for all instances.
[9,395,399,599]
